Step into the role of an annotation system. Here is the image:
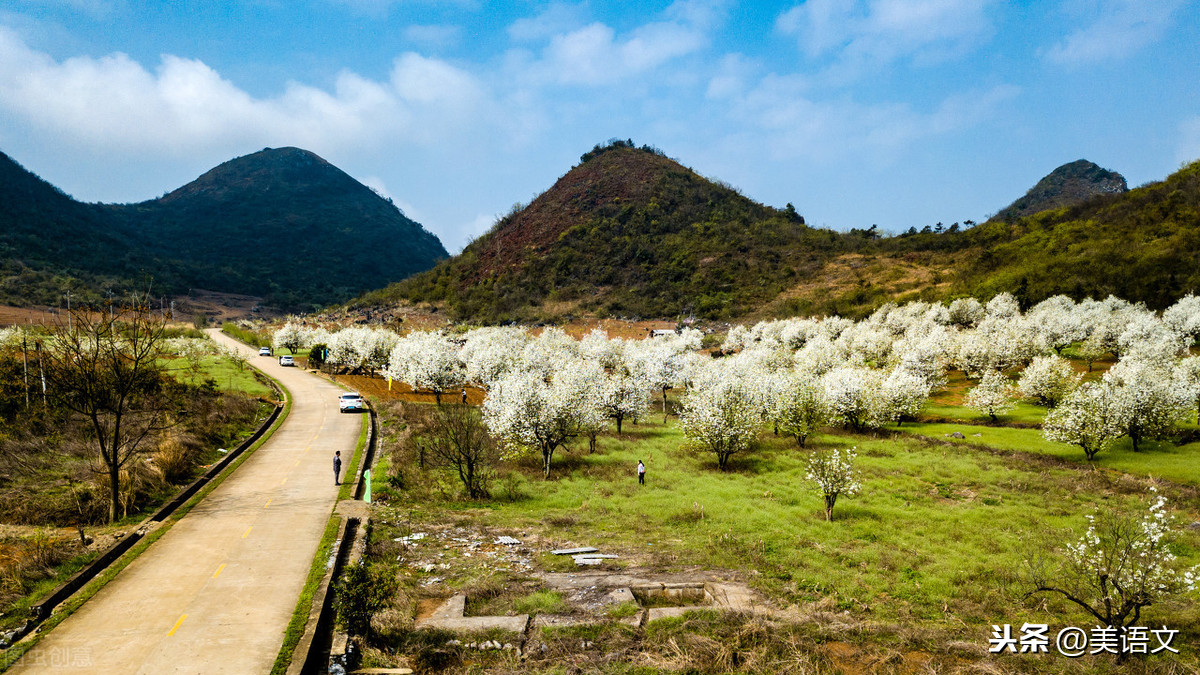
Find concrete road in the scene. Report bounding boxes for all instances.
[9,331,361,674]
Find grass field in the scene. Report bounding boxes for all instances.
[162,353,275,398]
[361,400,1200,673]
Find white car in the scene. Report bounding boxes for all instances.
[258,347,272,356]
[339,392,365,413]
[278,355,294,366]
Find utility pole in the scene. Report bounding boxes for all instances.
[21,330,29,408]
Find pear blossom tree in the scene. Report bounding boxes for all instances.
[947,297,985,328]
[1162,293,1200,341]
[1026,489,1200,661]
[1103,360,1189,452]
[1026,295,1087,354]
[678,376,761,470]
[965,370,1016,421]
[460,326,528,388]
[878,368,932,426]
[805,447,861,522]
[1043,382,1125,461]
[482,360,598,478]
[821,366,884,431]
[598,370,651,434]
[385,330,464,405]
[1016,355,1082,408]
[1076,333,1109,372]
[769,371,828,447]
[272,321,306,355]
[1173,356,1200,421]
[634,341,688,422]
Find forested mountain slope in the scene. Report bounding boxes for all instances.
[0,147,447,309]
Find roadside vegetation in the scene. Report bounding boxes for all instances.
[0,304,276,635]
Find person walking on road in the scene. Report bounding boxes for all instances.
[637,460,645,485]
[461,388,468,404]
[333,450,342,486]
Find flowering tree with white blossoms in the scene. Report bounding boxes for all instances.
[1162,293,1200,341]
[805,447,861,522]
[878,368,932,426]
[769,371,828,447]
[633,341,689,422]
[965,369,1016,421]
[1103,359,1189,452]
[598,370,651,434]
[947,297,985,328]
[460,326,528,388]
[1043,382,1125,461]
[1026,489,1199,660]
[482,364,593,479]
[272,321,306,354]
[678,376,761,470]
[821,366,885,431]
[1173,356,1200,422]
[1016,355,1082,408]
[384,330,464,405]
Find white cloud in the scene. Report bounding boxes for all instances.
[722,73,1018,162]
[507,2,588,42]
[1043,0,1185,66]
[776,0,994,81]
[523,16,709,86]
[402,24,462,50]
[706,53,759,100]
[0,28,500,157]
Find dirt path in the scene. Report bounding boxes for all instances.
[8,330,361,674]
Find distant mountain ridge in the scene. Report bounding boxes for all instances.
[0,147,447,309]
[992,159,1127,222]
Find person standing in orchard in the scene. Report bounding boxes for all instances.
[637,460,645,485]
[333,450,342,486]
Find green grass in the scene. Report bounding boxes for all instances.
[896,421,1200,485]
[919,399,1048,426]
[384,416,1200,658]
[221,322,270,348]
[270,515,343,675]
[162,353,274,397]
[513,590,569,616]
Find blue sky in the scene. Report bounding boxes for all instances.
[1,1,1197,252]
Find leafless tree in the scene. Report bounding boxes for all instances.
[43,298,172,522]
[410,403,499,499]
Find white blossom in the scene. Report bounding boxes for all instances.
[806,447,861,522]
[1016,355,1082,408]
[965,370,1016,421]
[384,330,464,404]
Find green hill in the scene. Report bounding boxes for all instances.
[360,141,845,321]
[960,159,1200,308]
[992,159,1127,223]
[357,142,1200,321]
[0,147,447,310]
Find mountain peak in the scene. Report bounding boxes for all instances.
[993,159,1127,222]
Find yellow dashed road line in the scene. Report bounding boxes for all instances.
[213,563,226,579]
[242,527,252,539]
[167,614,187,636]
